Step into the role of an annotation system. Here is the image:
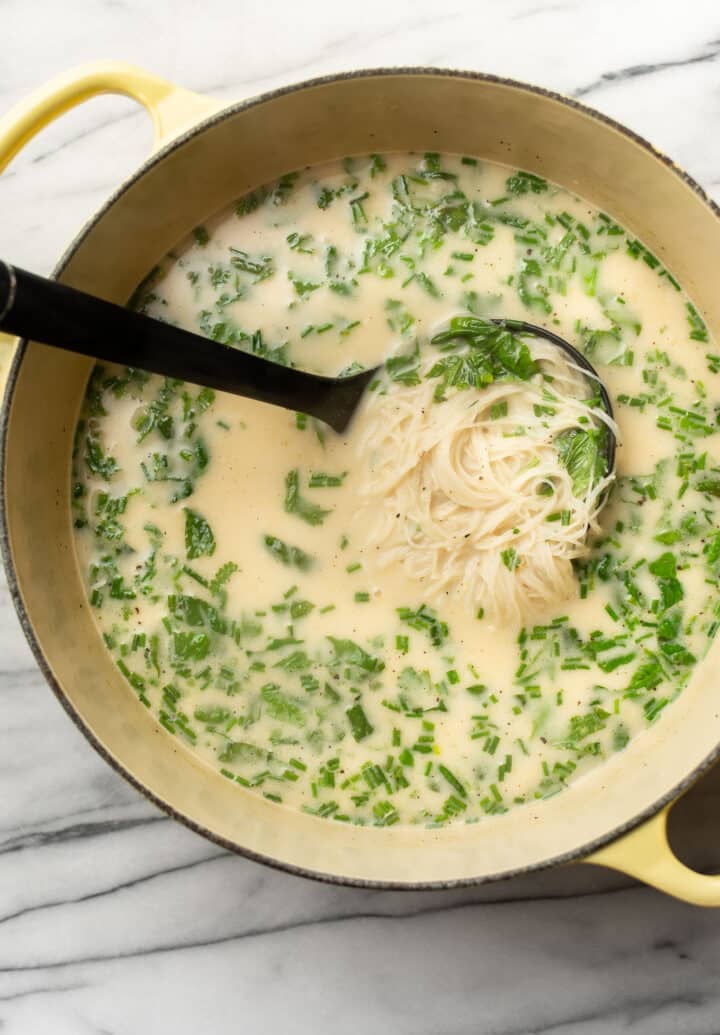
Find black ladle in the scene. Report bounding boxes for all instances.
[0,261,375,434]
[0,261,616,472]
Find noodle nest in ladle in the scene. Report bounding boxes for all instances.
[357,335,617,625]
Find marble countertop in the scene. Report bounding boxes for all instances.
[2,1,720,1031]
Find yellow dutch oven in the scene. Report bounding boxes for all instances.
[1,63,719,903]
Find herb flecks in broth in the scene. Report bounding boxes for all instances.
[72,152,719,828]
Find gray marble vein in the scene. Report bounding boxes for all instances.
[2,0,720,1032]
[573,37,720,98]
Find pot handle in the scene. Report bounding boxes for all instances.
[585,802,720,906]
[0,62,220,359]
[0,60,221,176]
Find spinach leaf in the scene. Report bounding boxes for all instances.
[273,650,311,672]
[626,660,663,692]
[429,318,538,399]
[290,599,314,619]
[327,637,385,676]
[168,594,227,633]
[648,552,676,578]
[85,432,119,480]
[173,631,211,661]
[385,346,421,386]
[557,708,607,749]
[263,534,314,571]
[184,508,216,559]
[555,427,607,497]
[346,703,374,742]
[284,469,332,526]
[220,740,270,763]
[658,577,683,611]
[261,683,306,726]
[288,272,321,298]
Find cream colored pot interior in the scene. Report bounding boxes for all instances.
[6,73,720,884]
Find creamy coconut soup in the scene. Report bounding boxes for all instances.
[71,153,720,827]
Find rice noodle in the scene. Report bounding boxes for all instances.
[356,339,618,626]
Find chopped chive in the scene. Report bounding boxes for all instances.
[346,703,374,741]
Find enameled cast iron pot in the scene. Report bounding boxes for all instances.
[1,63,720,903]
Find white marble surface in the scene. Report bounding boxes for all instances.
[2,1,720,1031]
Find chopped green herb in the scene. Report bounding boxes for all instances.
[263,534,314,571]
[284,469,332,526]
[184,508,216,559]
[397,604,449,647]
[346,703,374,742]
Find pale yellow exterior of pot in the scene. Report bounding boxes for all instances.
[0,62,718,904]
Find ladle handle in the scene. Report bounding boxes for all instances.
[0,259,238,378]
[0,261,364,431]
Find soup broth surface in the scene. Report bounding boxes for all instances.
[72,153,720,827]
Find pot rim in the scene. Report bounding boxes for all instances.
[3,65,719,890]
